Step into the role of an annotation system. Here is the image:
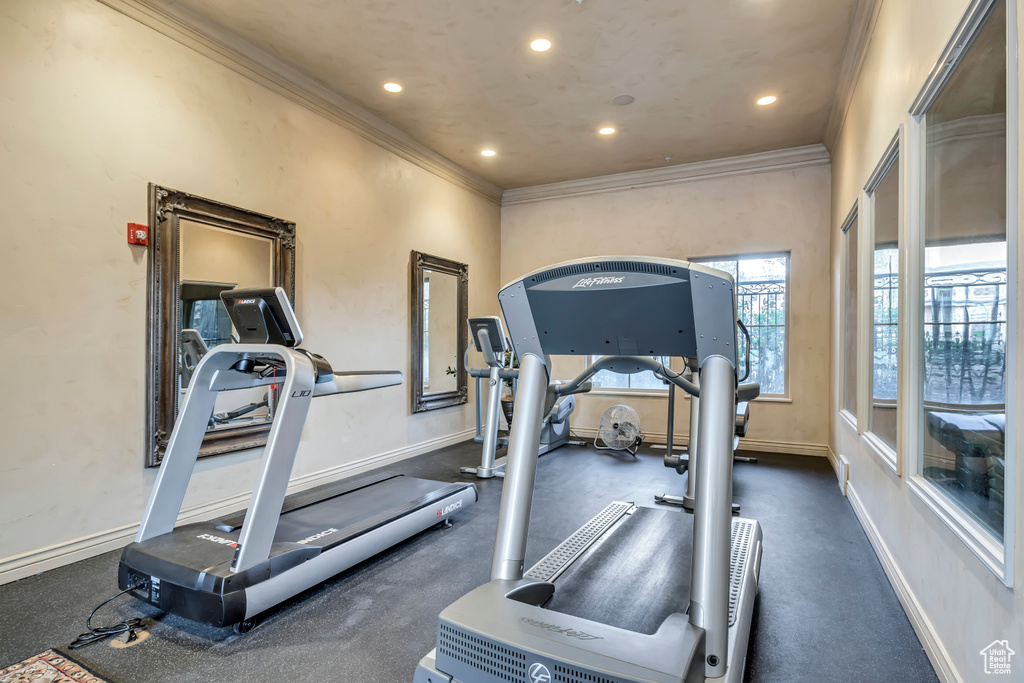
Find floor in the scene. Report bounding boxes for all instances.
[0,441,938,683]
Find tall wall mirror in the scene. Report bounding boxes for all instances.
[146,184,295,467]
[411,251,468,412]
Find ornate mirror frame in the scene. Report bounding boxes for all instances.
[410,250,469,413]
[146,183,296,467]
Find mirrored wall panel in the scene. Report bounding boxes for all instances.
[868,147,900,453]
[919,1,1007,540]
[411,251,468,412]
[147,185,295,466]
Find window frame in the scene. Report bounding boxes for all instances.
[688,251,792,400]
[904,0,1017,585]
[839,202,861,429]
[861,129,904,474]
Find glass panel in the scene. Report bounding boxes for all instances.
[870,157,900,450]
[422,270,459,395]
[921,1,1006,541]
[591,356,672,390]
[178,220,274,431]
[694,254,788,396]
[842,216,859,416]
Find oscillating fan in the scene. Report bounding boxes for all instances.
[595,404,643,456]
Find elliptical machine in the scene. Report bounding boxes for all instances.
[460,316,578,479]
[656,356,757,512]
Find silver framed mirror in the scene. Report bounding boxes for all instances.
[146,184,296,467]
[410,250,468,412]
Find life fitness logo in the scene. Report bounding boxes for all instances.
[436,499,463,518]
[572,276,625,289]
[528,663,551,683]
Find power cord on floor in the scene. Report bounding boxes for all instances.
[69,581,146,649]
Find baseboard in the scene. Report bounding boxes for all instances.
[0,428,475,586]
[846,484,962,683]
[826,446,840,475]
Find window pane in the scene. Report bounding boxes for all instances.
[591,356,671,390]
[843,217,859,416]
[921,0,1006,541]
[695,254,788,396]
[698,259,738,279]
[869,157,900,451]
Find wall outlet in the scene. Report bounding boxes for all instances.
[838,455,850,496]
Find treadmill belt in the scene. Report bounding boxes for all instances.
[218,471,401,530]
[544,506,692,635]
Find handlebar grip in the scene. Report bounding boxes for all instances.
[737,382,760,402]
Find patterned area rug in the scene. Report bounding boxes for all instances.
[0,650,109,683]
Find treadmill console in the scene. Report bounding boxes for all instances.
[221,287,304,347]
[468,316,508,354]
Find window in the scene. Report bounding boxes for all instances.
[691,254,788,397]
[916,0,1009,545]
[841,209,859,419]
[589,356,673,392]
[867,142,901,454]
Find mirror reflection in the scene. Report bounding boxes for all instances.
[421,268,460,396]
[178,219,274,432]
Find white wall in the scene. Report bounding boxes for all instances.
[500,163,832,452]
[0,0,500,579]
[828,0,1023,680]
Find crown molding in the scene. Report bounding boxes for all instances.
[823,0,883,151]
[93,0,503,204]
[500,144,830,206]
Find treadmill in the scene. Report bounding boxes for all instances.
[119,287,477,630]
[415,257,761,683]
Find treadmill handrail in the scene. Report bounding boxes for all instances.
[554,356,700,397]
[314,370,404,397]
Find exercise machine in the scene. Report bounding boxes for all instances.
[416,256,762,683]
[119,287,477,631]
[656,358,757,512]
[460,315,578,479]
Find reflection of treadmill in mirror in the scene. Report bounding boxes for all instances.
[179,329,208,385]
[460,315,578,479]
[119,286,478,632]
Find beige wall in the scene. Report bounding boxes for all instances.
[829,0,1023,680]
[0,0,500,573]
[500,164,832,451]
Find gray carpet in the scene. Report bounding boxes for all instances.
[0,441,938,683]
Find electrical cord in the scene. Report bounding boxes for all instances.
[69,582,146,649]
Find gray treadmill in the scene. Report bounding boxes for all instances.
[119,287,477,630]
[415,257,762,683]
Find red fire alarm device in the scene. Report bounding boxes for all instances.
[128,222,149,246]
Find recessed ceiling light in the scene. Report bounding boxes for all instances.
[757,95,777,106]
[598,127,616,135]
[530,38,552,52]
[481,149,496,157]
[383,82,403,93]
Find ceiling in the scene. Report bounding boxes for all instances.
[162,0,859,189]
